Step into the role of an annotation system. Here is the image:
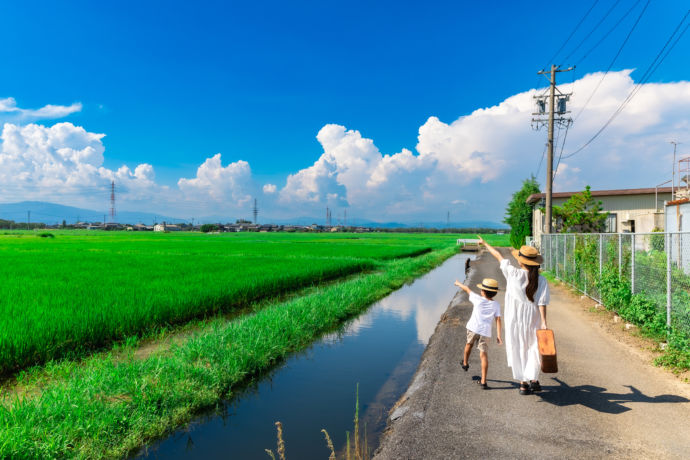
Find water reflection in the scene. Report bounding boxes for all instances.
[138,254,472,460]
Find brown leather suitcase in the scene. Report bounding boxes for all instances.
[536,329,558,373]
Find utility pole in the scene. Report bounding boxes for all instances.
[533,65,574,234]
[671,141,681,201]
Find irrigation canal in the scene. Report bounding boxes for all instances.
[137,253,473,459]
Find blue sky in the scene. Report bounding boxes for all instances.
[0,0,689,223]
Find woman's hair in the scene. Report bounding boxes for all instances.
[525,265,540,303]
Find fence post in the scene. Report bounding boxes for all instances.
[599,233,604,278]
[631,233,636,294]
[618,234,622,278]
[549,235,553,271]
[666,232,672,331]
[564,234,567,280]
[556,235,560,278]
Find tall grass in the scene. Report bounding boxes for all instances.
[267,384,370,460]
[0,246,457,458]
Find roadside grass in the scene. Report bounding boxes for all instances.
[0,245,458,459]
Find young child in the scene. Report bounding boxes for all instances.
[453,278,503,389]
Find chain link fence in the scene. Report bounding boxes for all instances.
[540,232,690,340]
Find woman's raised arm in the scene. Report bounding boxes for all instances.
[477,234,504,262]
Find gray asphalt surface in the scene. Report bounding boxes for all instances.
[374,248,690,460]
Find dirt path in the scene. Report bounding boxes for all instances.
[374,248,690,459]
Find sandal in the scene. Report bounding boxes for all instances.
[530,381,542,392]
[519,383,531,395]
[477,380,488,390]
[461,362,469,371]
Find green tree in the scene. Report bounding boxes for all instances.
[552,186,607,233]
[504,176,541,248]
[200,223,220,233]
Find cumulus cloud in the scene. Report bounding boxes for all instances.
[3,70,690,223]
[276,70,690,221]
[0,122,161,207]
[279,124,436,215]
[0,97,82,123]
[177,153,253,206]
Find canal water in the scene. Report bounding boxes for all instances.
[138,254,472,459]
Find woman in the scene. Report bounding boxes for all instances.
[477,235,549,395]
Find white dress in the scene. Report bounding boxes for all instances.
[499,259,550,382]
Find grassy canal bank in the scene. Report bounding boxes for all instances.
[0,232,508,458]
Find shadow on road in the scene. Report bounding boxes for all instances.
[535,377,689,414]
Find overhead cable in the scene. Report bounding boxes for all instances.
[545,0,600,67]
[561,0,623,64]
[574,0,650,122]
[562,9,690,160]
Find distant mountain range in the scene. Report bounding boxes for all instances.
[0,201,505,229]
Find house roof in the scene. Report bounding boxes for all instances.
[526,187,673,204]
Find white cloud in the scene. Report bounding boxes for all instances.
[275,70,690,221]
[0,97,82,122]
[177,153,252,206]
[0,122,161,207]
[3,71,690,223]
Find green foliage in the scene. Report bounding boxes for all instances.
[650,227,665,252]
[0,244,458,458]
[597,266,631,312]
[552,234,688,370]
[552,186,607,233]
[200,223,220,233]
[504,176,540,249]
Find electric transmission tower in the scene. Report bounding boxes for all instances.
[110,180,116,223]
[532,65,574,234]
[252,198,258,224]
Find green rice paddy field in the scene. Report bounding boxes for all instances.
[0,231,508,376]
[0,230,509,458]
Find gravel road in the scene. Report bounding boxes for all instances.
[374,248,690,460]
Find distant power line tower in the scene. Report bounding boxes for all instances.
[326,207,331,226]
[252,198,258,224]
[344,209,347,227]
[447,211,450,228]
[109,180,116,223]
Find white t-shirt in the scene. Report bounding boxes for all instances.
[466,292,501,338]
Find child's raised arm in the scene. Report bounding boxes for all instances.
[477,235,504,262]
[454,280,471,295]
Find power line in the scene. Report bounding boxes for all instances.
[546,0,600,66]
[553,122,572,181]
[577,0,644,64]
[561,0,623,65]
[574,0,650,122]
[535,142,547,178]
[562,9,690,160]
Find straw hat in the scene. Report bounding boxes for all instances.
[476,278,499,292]
[511,245,543,266]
